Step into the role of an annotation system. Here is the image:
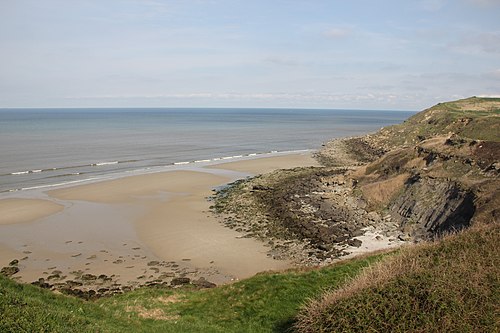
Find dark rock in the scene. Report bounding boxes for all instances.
[171,277,191,286]
[32,278,51,289]
[348,238,362,247]
[81,273,97,281]
[390,178,475,238]
[47,274,61,281]
[145,279,163,287]
[97,274,110,280]
[352,229,364,237]
[1,266,19,277]
[66,280,83,287]
[398,234,410,241]
[9,259,19,266]
[252,185,272,191]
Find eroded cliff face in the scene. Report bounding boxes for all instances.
[344,98,499,239]
[389,177,475,238]
[214,98,499,262]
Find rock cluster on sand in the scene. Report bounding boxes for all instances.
[212,163,403,266]
[2,258,217,300]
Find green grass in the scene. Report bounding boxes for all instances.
[296,224,500,333]
[1,254,382,332]
[0,275,127,332]
[370,97,500,149]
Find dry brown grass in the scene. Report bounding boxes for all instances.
[360,173,409,206]
[125,305,180,321]
[296,223,500,333]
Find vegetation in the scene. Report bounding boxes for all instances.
[296,223,500,333]
[369,97,500,150]
[2,97,499,332]
[0,254,382,332]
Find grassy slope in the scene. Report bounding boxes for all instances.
[1,254,382,333]
[296,97,500,332]
[368,97,500,150]
[296,224,500,333]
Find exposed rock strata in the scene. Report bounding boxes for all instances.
[213,97,499,265]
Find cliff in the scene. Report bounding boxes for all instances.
[341,97,500,238]
[214,97,500,263]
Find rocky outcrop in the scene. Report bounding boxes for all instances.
[390,177,475,238]
[214,97,498,265]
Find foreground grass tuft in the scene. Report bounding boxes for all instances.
[296,223,500,333]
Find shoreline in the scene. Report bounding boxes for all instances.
[1,149,314,195]
[0,151,318,296]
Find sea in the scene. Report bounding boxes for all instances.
[0,108,415,193]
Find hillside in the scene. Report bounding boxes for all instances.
[213,97,499,265]
[213,97,499,332]
[0,251,382,332]
[296,223,499,333]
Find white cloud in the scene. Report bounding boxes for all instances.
[323,28,351,39]
[477,93,500,97]
[419,0,447,11]
[64,91,412,104]
[263,56,301,67]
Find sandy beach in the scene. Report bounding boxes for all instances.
[0,198,64,225]
[0,152,317,291]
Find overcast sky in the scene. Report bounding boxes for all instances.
[1,0,499,110]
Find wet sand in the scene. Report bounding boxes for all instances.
[0,152,317,289]
[0,199,64,225]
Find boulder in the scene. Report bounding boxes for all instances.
[1,266,19,277]
[170,277,191,286]
[347,238,362,247]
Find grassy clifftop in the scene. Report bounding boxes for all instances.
[370,97,500,150]
[297,97,500,332]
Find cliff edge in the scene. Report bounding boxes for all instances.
[213,97,499,264]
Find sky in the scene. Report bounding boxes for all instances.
[0,0,499,110]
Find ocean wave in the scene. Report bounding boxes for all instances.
[91,161,119,166]
[19,178,98,191]
[11,169,44,175]
[11,171,30,175]
[1,149,314,193]
[7,160,128,177]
